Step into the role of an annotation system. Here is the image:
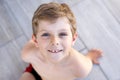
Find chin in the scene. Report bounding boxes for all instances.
[49,53,65,62]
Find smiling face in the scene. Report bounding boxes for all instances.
[33,17,77,62]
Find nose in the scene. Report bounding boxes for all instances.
[51,36,59,46]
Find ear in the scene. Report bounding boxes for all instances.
[32,34,39,47]
[72,33,78,46]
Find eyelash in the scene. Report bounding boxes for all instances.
[59,33,67,36]
[41,32,68,38]
[41,33,50,37]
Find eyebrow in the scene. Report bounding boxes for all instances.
[38,29,47,33]
[38,28,68,34]
[59,29,68,32]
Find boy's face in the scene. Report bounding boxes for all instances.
[33,17,77,62]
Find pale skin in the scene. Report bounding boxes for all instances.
[20,17,102,80]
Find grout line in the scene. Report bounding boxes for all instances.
[79,47,87,52]
[77,30,109,80]
[71,0,86,7]
[0,34,23,48]
[99,65,109,80]
[78,35,89,50]
[4,0,30,40]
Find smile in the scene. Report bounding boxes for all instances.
[48,49,63,53]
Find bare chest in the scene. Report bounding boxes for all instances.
[32,61,76,80]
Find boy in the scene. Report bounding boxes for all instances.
[20,2,102,80]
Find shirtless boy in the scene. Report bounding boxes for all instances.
[20,2,102,80]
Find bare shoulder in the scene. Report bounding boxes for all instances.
[70,48,93,78]
[21,40,38,63]
[19,72,35,80]
[21,40,37,53]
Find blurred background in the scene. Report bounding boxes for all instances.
[0,0,120,80]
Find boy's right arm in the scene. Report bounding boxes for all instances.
[21,39,38,63]
[19,72,35,80]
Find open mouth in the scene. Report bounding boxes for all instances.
[48,49,63,53]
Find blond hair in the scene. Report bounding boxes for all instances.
[32,2,76,37]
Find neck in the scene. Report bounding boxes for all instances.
[47,52,71,65]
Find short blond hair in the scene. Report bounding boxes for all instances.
[32,2,76,37]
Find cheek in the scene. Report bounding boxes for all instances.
[63,42,72,53]
[63,39,73,48]
[37,39,49,48]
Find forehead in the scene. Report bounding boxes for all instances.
[38,17,71,31]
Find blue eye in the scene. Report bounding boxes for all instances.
[59,33,68,36]
[41,33,50,37]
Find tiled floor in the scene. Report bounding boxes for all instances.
[0,0,120,80]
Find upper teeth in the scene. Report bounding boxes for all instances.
[48,50,62,53]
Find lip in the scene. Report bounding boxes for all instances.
[48,49,63,53]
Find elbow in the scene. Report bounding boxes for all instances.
[83,60,93,78]
[76,59,93,78]
[80,66,92,78]
[77,66,93,78]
